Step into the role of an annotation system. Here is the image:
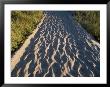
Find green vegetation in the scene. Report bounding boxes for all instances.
[11,11,43,53]
[74,11,100,42]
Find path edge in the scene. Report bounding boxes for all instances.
[11,14,46,71]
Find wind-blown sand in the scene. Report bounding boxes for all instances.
[11,11,100,77]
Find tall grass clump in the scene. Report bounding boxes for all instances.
[11,11,43,53]
[74,11,100,42]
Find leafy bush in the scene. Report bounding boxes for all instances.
[11,11,43,53]
[74,11,100,42]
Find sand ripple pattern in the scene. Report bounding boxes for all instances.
[11,11,100,77]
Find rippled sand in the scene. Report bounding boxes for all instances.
[11,11,100,77]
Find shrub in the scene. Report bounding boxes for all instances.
[74,11,100,42]
[11,11,43,53]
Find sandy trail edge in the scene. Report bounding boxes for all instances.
[11,15,46,71]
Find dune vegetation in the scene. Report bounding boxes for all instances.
[11,11,43,53]
[74,11,100,42]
